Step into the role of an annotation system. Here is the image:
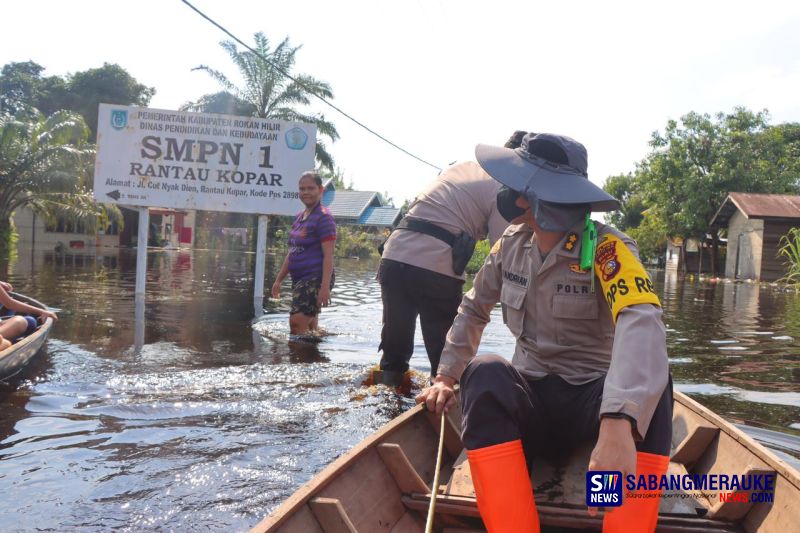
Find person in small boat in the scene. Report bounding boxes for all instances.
[0,281,57,350]
[376,131,526,386]
[271,171,336,336]
[417,132,672,533]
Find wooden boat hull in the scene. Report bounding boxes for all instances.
[0,293,53,382]
[254,390,800,533]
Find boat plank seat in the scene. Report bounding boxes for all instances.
[381,412,453,486]
[309,498,358,533]
[377,443,429,494]
[315,448,407,532]
[706,467,776,521]
[671,424,720,466]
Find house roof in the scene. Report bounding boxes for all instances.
[359,206,402,227]
[710,192,800,227]
[322,190,381,220]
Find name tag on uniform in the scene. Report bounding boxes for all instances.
[503,270,528,287]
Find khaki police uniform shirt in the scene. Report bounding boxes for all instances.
[381,161,508,280]
[437,221,668,439]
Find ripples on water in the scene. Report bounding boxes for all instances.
[0,249,798,531]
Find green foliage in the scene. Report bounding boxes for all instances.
[627,212,668,263]
[466,239,491,275]
[778,227,800,286]
[0,61,154,139]
[185,32,339,171]
[0,110,120,257]
[638,108,800,241]
[65,63,155,140]
[602,107,800,274]
[334,226,379,260]
[603,173,645,231]
[0,61,51,115]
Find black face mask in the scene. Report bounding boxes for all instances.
[497,186,526,222]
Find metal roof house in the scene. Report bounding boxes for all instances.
[320,180,401,228]
[710,192,800,281]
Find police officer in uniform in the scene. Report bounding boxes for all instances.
[417,132,672,533]
[377,132,527,385]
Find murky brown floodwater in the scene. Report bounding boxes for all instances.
[0,248,798,531]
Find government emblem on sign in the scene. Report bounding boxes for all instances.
[285,127,308,150]
[110,109,128,130]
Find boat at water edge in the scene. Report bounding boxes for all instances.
[0,293,54,383]
[253,390,800,532]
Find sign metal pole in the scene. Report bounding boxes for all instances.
[135,207,149,295]
[254,215,269,300]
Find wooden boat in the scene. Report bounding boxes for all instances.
[253,391,800,532]
[0,293,54,382]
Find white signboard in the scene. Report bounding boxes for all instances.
[94,104,316,215]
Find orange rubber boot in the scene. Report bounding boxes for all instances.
[466,440,540,533]
[603,452,670,533]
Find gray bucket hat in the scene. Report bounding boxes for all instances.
[475,132,620,212]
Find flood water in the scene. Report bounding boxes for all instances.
[0,248,798,532]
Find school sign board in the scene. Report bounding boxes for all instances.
[94,104,317,215]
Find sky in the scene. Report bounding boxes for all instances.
[3,0,800,205]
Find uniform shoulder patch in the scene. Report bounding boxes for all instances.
[594,233,660,322]
[596,239,621,281]
[490,239,502,254]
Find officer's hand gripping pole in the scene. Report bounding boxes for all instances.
[425,412,447,533]
[580,214,597,293]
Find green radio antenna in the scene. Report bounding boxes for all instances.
[580,213,597,291]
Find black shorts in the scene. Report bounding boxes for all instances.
[460,355,673,462]
[290,273,335,317]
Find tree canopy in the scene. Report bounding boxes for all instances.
[0,61,154,139]
[184,32,339,171]
[604,107,800,264]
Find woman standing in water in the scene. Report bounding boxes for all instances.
[271,171,336,335]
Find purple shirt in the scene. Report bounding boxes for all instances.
[288,203,337,281]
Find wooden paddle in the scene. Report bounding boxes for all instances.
[425,412,447,533]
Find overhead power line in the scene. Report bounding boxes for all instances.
[181,0,442,171]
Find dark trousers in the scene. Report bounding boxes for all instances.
[378,259,464,375]
[460,355,672,462]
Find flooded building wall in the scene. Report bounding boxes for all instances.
[12,205,116,250]
[760,219,799,282]
[726,211,763,280]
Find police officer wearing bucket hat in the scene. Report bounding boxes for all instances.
[417,133,672,533]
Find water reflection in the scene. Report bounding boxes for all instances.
[0,249,797,531]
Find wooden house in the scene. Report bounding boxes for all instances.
[709,193,800,281]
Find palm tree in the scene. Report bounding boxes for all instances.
[0,110,119,256]
[184,32,339,171]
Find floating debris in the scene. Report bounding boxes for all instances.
[710,339,738,344]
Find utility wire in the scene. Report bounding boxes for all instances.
[181,0,442,171]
